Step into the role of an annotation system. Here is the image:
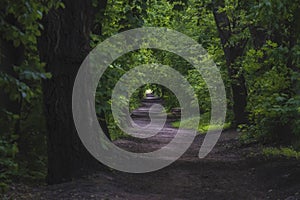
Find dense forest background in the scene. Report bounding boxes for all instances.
[1,0,300,192]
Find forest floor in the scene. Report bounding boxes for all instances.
[4,114,300,199]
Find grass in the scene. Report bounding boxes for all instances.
[262,147,300,159]
[171,114,231,134]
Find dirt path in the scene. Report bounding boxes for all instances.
[5,100,300,199]
[7,128,300,200]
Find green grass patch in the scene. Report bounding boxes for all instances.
[263,147,300,159]
[172,114,231,134]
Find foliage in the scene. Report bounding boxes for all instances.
[94,0,208,138]
[0,136,18,192]
[240,0,300,144]
[243,40,300,143]
[0,0,62,188]
[94,0,300,146]
[197,0,300,144]
[97,0,228,128]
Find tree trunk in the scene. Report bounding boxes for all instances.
[212,0,248,126]
[38,0,109,184]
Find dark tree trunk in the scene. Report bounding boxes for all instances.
[212,0,248,126]
[38,0,109,184]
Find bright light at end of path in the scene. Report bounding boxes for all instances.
[145,89,153,94]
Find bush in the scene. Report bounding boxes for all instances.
[0,136,18,193]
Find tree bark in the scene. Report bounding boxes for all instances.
[38,0,109,184]
[212,0,248,126]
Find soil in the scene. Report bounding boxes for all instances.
[3,102,300,200]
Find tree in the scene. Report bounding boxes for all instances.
[212,0,248,126]
[0,1,58,185]
[241,0,300,143]
[38,0,109,184]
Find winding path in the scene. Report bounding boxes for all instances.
[5,95,300,199]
